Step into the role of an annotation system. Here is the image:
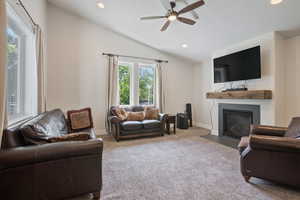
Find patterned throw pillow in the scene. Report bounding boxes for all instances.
[144,107,159,120]
[127,111,145,121]
[114,107,128,121]
[49,132,90,143]
[67,108,93,131]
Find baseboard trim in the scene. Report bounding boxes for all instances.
[193,121,212,130]
[95,129,108,136]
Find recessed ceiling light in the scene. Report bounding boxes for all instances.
[182,44,188,48]
[97,2,105,8]
[270,0,282,5]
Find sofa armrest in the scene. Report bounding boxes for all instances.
[249,135,300,153]
[159,113,168,122]
[0,139,103,170]
[108,116,122,124]
[250,125,288,137]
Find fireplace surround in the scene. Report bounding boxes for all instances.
[218,104,260,139]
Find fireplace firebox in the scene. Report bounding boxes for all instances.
[219,104,260,139]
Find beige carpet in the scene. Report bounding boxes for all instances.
[72,128,300,200]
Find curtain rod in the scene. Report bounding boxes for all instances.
[102,53,168,63]
[16,0,37,27]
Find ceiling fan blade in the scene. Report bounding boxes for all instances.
[176,0,199,19]
[160,0,172,10]
[177,17,196,25]
[140,16,167,20]
[160,20,171,32]
[178,0,205,15]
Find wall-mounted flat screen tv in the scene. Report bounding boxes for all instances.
[214,46,261,83]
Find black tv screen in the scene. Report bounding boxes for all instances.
[214,46,261,83]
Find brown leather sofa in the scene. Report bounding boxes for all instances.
[108,106,167,141]
[239,117,300,188]
[0,109,103,200]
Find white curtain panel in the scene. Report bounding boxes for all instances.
[156,62,166,113]
[35,25,46,113]
[105,56,119,132]
[0,0,7,146]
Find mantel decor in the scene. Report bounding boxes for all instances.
[206,90,272,100]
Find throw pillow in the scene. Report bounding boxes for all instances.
[48,132,90,143]
[114,107,128,121]
[144,107,159,120]
[67,108,94,131]
[127,111,145,121]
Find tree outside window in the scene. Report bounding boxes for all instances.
[139,66,155,105]
[119,65,130,105]
[118,62,156,106]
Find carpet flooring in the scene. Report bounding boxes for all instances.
[72,128,300,200]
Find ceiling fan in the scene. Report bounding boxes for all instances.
[140,0,205,32]
[161,0,199,20]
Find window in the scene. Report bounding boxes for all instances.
[6,5,37,123]
[138,65,155,105]
[118,63,131,105]
[118,61,156,106]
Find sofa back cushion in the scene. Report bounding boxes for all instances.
[286,117,300,138]
[21,109,69,145]
[127,112,145,121]
[144,107,159,120]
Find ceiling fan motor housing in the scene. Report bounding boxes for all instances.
[170,1,176,9]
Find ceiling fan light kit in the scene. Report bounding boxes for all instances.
[140,0,205,32]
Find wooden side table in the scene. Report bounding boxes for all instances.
[166,115,176,135]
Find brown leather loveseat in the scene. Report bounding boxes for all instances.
[108,106,167,141]
[239,117,300,188]
[0,109,103,200]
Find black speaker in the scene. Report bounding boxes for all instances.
[177,113,189,129]
[185,103,193,127]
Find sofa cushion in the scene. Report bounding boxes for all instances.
[121,121,143,131]
[132,106,145,112]
[142,120,161,129]
[21,109,69,145]
[286,117,300,138]
[144,107,159,120]
[48,132,90,143]
[127,112,145,121]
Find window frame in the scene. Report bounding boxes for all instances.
[117,60,157,106]
[6,4,38,125]
[118,61,133,106]
[137,63,156,106]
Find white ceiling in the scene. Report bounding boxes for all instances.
[47,0,300,62]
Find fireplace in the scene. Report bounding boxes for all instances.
[219,104,260,139]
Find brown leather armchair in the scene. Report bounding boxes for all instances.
[0,109,103,200]
[239,118,300,188]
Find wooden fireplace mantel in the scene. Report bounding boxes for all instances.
[206,90,272,100]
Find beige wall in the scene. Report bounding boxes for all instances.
[193,32,300,133]
[21,0,47,31]
[46,3,195,133]
[192,32,286,134]
[284,36,300,124]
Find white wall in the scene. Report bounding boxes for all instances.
[192,32,287,135]
[46,3,195,132]
[284,36,300,124]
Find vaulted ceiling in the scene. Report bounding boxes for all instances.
[47,0,300,62]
